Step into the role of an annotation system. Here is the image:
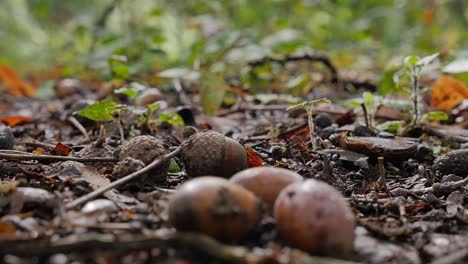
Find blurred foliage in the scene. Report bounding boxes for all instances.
[1,0,467,79]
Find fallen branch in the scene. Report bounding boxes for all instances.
[412,176,468,196]
[248,52,338,83]
[0,151,117,163]
[0,231,359,264]
[66,146,181,209]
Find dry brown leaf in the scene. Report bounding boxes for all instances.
[0,65,36,96]
[0,116,33,127]
[431,75,468,111]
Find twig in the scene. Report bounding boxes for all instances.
[0,152,117,163]
[66,147,181,209]
[0,231,246,263]
[378,157,391,196]
[360,103,369,128]
[67,116,90,141]
[412,176,468,196]
[248,52,338,83]
[0,231,360,264]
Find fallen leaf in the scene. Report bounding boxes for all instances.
[431,75,468,111]
[0,65,36,96]
[0,221,16,239]
[0,116,33,127]
[246,147,263,167]
[54,143,72,156]
[79,167,110,190]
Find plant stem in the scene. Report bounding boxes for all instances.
[412,74,419,126]
[306,106,317,150]
[360,103,370,128]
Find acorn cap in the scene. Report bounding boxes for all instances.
[118,135,169,183]
[180,130,248,178]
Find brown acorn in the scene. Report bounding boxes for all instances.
[230,167,303,209]
[168,176,260,242]
[274,179,355,258]
[180,130,248,178]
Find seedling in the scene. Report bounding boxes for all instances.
[395,53,439,126]
[287,98,331,150]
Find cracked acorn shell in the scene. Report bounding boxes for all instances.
[168,176,261,242]
[274,179,355,257]
[116,135,169,183]
[180,130,248,178]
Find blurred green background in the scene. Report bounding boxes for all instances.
[0,0,467,76]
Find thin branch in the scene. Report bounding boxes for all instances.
[0,231,360,264]
[67,116,90,141]
[248,52,339,83]
[0,152,117,163]
[66,147,181,209]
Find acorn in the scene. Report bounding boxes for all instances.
[0,126,14,150]
[274,179,355,258]
[230,167,303,209]
[180,130,248,178]
[168,176,260,242]
[115,135,169,183]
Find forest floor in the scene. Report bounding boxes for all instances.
[0,54,468,264]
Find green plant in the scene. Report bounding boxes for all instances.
[287,98,331,151]
[396,53,439,126]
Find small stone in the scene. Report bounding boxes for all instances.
[45,161,86,180]
[0,126,14,150]
[434,149,468,176]
[81,199,118,214]
[314,113,333,128]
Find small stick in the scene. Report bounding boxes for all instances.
[66,147,181,209]
[378,157,391,196]
[360,103,370,128]
[0,152,117,163]
[67,116,90,141]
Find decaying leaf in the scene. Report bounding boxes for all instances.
[0,65,36,96]
[0,116,33,127]
[245,147,263,167]
[431,75,468,111]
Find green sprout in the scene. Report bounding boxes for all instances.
[287,98,331,151]
[396,53,439,126]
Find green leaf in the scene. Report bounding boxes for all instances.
[403,56,420,67]
[425,111,449,121]
[77,99,117,121]
[108,55,130,80]
[375,121,405,134]
[147,102,161,113]
[157,113,184,126]
[377,66,400,95]
[158,68,200,80]
[168,158,180,173]
[200,72,227,115]
[363,92,373,105]
[114,82,145,99]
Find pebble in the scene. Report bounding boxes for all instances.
[0,126,14,150]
